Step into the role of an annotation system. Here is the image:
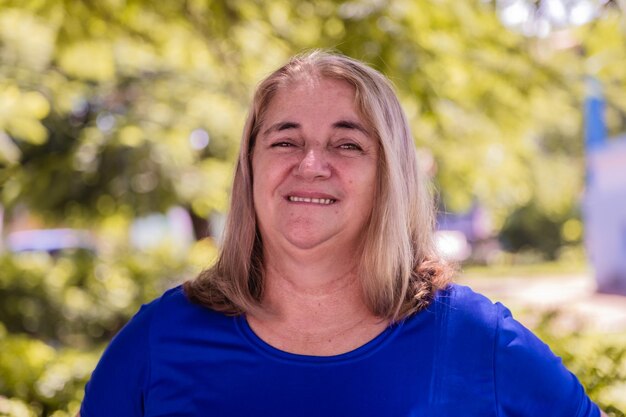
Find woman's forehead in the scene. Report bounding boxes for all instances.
[260,77,364,121]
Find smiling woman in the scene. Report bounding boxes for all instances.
[78,51,603,417]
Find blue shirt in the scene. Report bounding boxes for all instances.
[81,284,599,417]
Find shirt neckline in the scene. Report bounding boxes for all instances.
[234,314,405,365]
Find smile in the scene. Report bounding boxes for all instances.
[288,196,336,205]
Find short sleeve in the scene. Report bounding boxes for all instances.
[80,301,155,417]
[494,303,600,417]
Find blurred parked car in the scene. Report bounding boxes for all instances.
[4,228,96,255]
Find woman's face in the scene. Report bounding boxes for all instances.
[251,77,379,254]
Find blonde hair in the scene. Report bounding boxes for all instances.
[184,51,454,322]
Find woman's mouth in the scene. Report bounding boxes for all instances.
[287,196,336,205]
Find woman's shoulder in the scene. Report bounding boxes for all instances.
[141,284,234,330]
[435,282,495,304]
[432,283,504,330]
[131,285,187,325]
[149,284,190,312]
[423,284,599,416]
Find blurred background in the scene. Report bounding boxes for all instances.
[0,0,625,415]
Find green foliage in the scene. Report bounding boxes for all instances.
[1,0,623,230]
[499,202,582,260]
[0,333,95,417]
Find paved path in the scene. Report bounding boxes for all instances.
[459,273,626,333]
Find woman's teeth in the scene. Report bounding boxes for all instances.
[288,196,335,205]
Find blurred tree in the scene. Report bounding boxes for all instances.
[2,0,624,231]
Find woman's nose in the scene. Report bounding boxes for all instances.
[296,148,331,180]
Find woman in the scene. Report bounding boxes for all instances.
[80,51,603,416]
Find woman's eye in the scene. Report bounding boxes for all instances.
[271,141,294,148]
[338,143,362,151]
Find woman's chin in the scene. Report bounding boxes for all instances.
[283,234,333,251]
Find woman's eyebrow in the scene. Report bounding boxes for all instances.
[262,119,369,136]
[263,121,300,135]
[333,120,369,135]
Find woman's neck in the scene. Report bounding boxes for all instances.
[246,256,389,356]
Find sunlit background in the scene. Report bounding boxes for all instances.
[0,0,625,415]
